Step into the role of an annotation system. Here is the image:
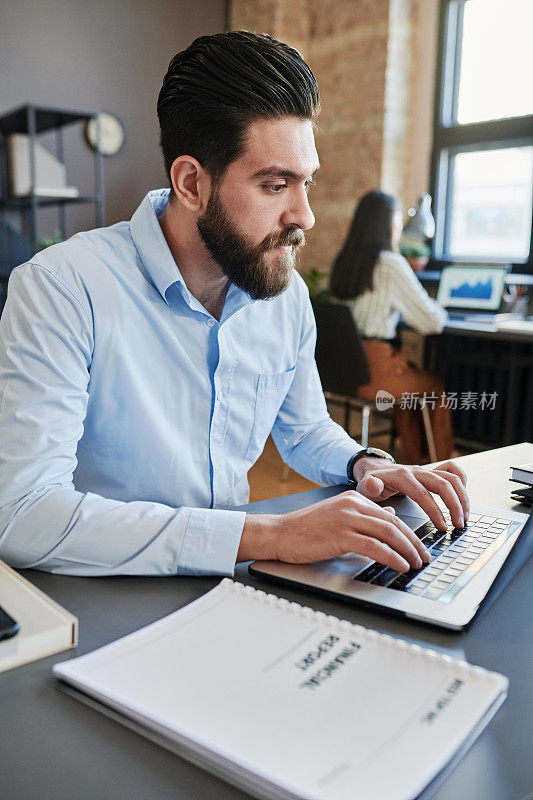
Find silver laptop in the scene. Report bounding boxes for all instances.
[249,496,531,630]
[436,264,508,320]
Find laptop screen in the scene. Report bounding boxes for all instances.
[436,265,508,312]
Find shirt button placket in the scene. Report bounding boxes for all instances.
[210,318,225,507]
[212,322,234,509]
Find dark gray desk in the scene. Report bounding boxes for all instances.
[1,445,533,800]
[417,270,533,445]
[424,319,533,446]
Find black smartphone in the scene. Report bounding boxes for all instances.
[0,605,20,640]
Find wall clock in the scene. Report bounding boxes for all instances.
[85,112,125,156]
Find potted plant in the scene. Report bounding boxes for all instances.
[303,268,331,301]
[399,241,431,272]
[38,230,63,250]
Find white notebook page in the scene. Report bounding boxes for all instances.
[54,580,507,800]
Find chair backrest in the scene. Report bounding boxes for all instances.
[311,300,370,396]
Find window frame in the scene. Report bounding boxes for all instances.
[430,0,533,273]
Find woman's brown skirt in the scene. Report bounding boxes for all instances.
[357,339,455,464]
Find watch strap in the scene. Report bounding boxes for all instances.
[346,452,360,485]
[347,448,395,484]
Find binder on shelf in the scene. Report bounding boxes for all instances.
[54,579,507,800]
[0,560,78,673]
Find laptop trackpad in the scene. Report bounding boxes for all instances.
[380,494,429,530]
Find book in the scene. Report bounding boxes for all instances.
[511,462,533,486]
[53,579,507,800]
[0,560,78,673]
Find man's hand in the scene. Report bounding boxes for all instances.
[237,491,431,573]
[352,457,469,531]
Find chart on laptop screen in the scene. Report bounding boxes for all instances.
[437,265,508,311]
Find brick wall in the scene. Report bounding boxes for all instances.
[229,0,439,276]
[382,0,411,199]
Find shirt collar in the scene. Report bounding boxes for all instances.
[130,189,187,305]
[129,189,253,316]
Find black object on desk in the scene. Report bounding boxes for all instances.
[511,485,533,506]
[0,605,19,640]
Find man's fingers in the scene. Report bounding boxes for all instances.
[412,468,466,529]
[274,489,435,569]
[337,491,430,567]
[436,459,468,488]
[356,474,395,502]
[342,491,430,563]
[348,533,410,572]
[344,512,424,569]
[358,465,449,530]
[393,473,448,530]
[358,474,385,497]
[431,468,470,522]
[432,461,470,521]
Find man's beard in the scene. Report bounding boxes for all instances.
[197,190,305,300]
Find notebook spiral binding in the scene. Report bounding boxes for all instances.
[223,579,494,682]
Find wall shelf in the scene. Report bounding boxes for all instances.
[0,104,105,306]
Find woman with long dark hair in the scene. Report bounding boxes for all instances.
[329,190,454,463]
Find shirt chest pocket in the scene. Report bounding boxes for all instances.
[244,367,296,463]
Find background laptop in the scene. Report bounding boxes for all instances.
[436,264,508,321]
[250,496,531,630]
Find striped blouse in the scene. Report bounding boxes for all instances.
[343,251,447,340]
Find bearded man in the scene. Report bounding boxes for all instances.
[0,32,468,576]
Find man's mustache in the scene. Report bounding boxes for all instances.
[261,229,306,252]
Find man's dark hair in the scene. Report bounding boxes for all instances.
[329,191,402,299]
[157,31,320,193]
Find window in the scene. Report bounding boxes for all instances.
[431,0,533,270]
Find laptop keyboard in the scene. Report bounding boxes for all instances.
[353,511,520,603]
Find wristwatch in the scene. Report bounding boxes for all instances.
[347,447,396,485]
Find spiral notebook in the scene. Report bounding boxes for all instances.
[53,580,507,800]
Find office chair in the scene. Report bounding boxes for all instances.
[311,299,394,449]
[280,300,437,481]
[311,300,437,462]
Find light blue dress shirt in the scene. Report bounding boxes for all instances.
[0,189,361,576]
